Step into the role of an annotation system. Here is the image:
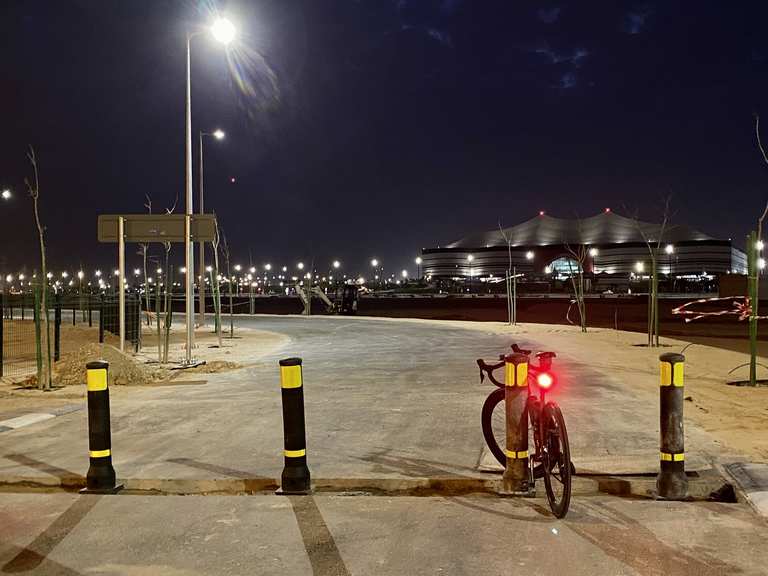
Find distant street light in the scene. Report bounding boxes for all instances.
[665,244,675,255]
[297,262,305,270]
[526,251,534,260]
[415,256,423,280]
[589,248,598,257]
[1,189,11,200]
[265,263,272,271]
[333,260,340,269]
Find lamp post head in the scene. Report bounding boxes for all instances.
[333,260,341,269]
[211,18,236,45]
[665,244,675,255]
[415,256,422,265]
[371,259,378,267]
[589,247,598,257]
[213,129,225,140]
[1,189,10,200]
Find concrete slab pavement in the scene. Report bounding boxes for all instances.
[0,492,766,575]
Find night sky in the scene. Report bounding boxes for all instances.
[2,0,768,277]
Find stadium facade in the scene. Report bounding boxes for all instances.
[421,210,746,281]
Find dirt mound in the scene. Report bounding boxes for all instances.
[181,360,242,374]
[54,343,166,386]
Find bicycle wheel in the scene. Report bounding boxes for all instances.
[481,388,506,466]
[482,390,543,478]
[542,403,572,518]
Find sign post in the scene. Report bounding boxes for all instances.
[97,214,216,363]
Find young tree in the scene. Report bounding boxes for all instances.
[211,217,223,347]
[139,195,153,326]
[564,243,588,333]
[220,228,234,338]
[498,220,516,326]
[25,146,52,390]
[749,114,768,385]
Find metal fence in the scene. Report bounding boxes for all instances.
[0,291,144,379]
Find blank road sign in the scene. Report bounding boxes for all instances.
[97,214,217,243]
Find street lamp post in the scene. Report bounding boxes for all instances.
[198,128,225,327]
[415,256,422,281]
[184,17,235,365]
[467,254,474,293]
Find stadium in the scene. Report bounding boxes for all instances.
[421,209,746,289]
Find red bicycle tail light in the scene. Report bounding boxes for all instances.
[537,372,554,389]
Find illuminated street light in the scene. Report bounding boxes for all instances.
[5,274,12,283]
[206,266,213,273]
[282,266,288,272]
[467,254,474,262]
[249,266,256,274]
[635,261,645,273]
[415,256,422,265]
[1,189,11,200]
[401,269,408,278]
[757,240,764,251]
[234,264,242,272]
[371,259,378,267]
[265,263,272,271]
[133,268,141,276]
[61,271,69,278]
[526,251,534,260]
[180,267,187,274]
[297,262,305,270]
[760,258,766,270]
[47,272,53,279]
[77,271,84,280]
[589,248,598,257]
[213,129,225,140]
[95,270,102,277]
[665,244,675,255]
[211,17,236,44]
[333,260,340,269]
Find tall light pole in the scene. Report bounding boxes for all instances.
[199,128,225,326]
[415,256,422,281]
[467,254,474,293]
[184,17,235,364]
[371,259,379,290]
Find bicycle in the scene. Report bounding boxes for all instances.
[477,344,572,518]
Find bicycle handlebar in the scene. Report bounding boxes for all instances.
[476,358,505,388]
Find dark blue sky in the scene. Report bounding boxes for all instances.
[2,0,768,276]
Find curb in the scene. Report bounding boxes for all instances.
[0,472,728,500]
[0,405,82,433]
[724,463,768,518]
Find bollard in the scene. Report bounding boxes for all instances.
[501,353,531,494]
[54,293,61,362]
[656,352,688,500]
[278,357,311,494]
[82,361,122,494]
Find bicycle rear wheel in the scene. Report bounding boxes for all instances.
[542,403,572,518]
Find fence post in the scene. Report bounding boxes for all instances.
[54,292,62,362]
[98,293,105,344]
[81,360,122,494]
[88,295,92,327]
[278,357,311,494]
[0,292,4,378]
[656,352,688,500]
[501,352,530,494]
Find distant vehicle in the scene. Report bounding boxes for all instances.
[339,284,359,315]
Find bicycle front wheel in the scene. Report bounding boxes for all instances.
[481,388,506,466]
[542,402,572,518]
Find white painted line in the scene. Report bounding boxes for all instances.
[0,413,56,430]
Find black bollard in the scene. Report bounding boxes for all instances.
[278,357,311,494]
[656,352,688,500]
[82,361,122,494]
[501,353,531,494]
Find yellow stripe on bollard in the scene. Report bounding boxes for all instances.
[660,361,684,387]
[516,363,528,387]
[660,452,684,462]
[284,449,306,458]
[89,449,111,458]
[87,369,108,392]
[280,365,303,389]
[504,450,529,459]
[505,362,514,387]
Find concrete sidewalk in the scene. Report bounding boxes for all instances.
[0,492,766,576]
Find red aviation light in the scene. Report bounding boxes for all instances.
[536,372,555,389]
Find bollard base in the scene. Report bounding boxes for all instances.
[275,486,312,496]
[80,483,124,495]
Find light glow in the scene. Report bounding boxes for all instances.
[537,373,554,389]
[211,17,236,45]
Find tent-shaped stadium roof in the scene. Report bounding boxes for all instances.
[446,211,715,248]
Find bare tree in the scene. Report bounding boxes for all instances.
[161,197,177,363]
[498,220,516,325]
[220,228,234,338]
[564,228,589,333]
[25,146,52,390]
[749,114,768,384]
[630,198,672,347]
[139,195,153,326]
[211,217,223,347]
